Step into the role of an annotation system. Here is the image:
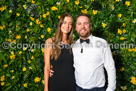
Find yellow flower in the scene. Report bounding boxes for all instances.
[120,37,125,40]
[40,15,42,18]
[0,6,6,12]
[102,23,107,28]
[11,51,14,55]
[19,51,22,54]
[16,25,19,28]
[2,7,5,11]
[25,35,27,39]
[9,10,12,13]
[31,56,34,59]
[123,29,126,33]
[58,16,61,19]
[24,83,27,87]
[7,39,11,42]
[81,9,87,14]
[4,64,8,68]
[11,76,15,79]
[42,80,44,84]
[120,67,124,71]
[4,6,7,10]
[0,75,5,81]
[29,67,32,70]
[122,23,126,27]
[10,70,14,73]
[23,47,27,51]
[111,5,115,10]
[121,86,127,90]
[31,49,35,52]
[67,0,70,3]
[30,17,34,21]
[13,39,16,43]
[22,67,27,71]
[3,25,5,28]
[47,28,51,32]
[0,26,3,30]
[1,82,5,86]
[132,48,135,52]
[16,13,20,16]
[46,12,50,15]
[80,6,82,8]
[23,5,27,9]
[16,35,21,39]
[0,7,3,11]
[132,19,136,23]
[93,10,98,15]
[30,22,33,26]
[43,14,46,18]
[115,0,120,2]
[41,35,44,38]
[118,29,122,35]
[42,48,44,53]
[128,49,132,52]
[40,24,43,28]
[56,2,60,5]
[32,0,35,4]
[10,54,16,59]
[134,47,136,52]
[75,1,79,5]
[51,6,58,11]
[118,14,122,18]
[130,77,136,85]
[34,77,40,83]
[27,60,31,64]
[27,28,29,32]
[125,1,130,6]
[36,19,40,24]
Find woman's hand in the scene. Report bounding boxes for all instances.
[49,66,54,77]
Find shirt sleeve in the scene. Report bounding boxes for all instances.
[102,41,116,91]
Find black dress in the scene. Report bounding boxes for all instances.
[49,44,76,91]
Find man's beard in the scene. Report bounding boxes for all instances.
[78,29,90,38]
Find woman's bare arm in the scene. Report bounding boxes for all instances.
[44,38,52,91]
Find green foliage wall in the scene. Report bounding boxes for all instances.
[0,0,136,90]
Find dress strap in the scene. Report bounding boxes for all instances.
[51,38,54,43]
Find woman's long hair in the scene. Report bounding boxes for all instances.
[51,13,74,60]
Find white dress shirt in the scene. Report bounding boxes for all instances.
[72,34,116,91]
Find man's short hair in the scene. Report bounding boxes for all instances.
[76,13,91,22]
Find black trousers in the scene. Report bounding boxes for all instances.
[76,85,106,91]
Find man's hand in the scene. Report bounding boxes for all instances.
[50,65,54,77]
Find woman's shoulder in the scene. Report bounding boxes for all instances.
[45,37,55,44]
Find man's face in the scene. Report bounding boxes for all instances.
[76,16,92,39]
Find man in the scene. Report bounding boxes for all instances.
[72,14,116,91]
[50,14,116,91]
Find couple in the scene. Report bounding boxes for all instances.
[44,13,116,91]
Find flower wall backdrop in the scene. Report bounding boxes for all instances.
[0,0,136,90]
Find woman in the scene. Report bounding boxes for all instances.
[44,13,76,91]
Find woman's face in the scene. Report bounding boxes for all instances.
[61,16,73,34]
